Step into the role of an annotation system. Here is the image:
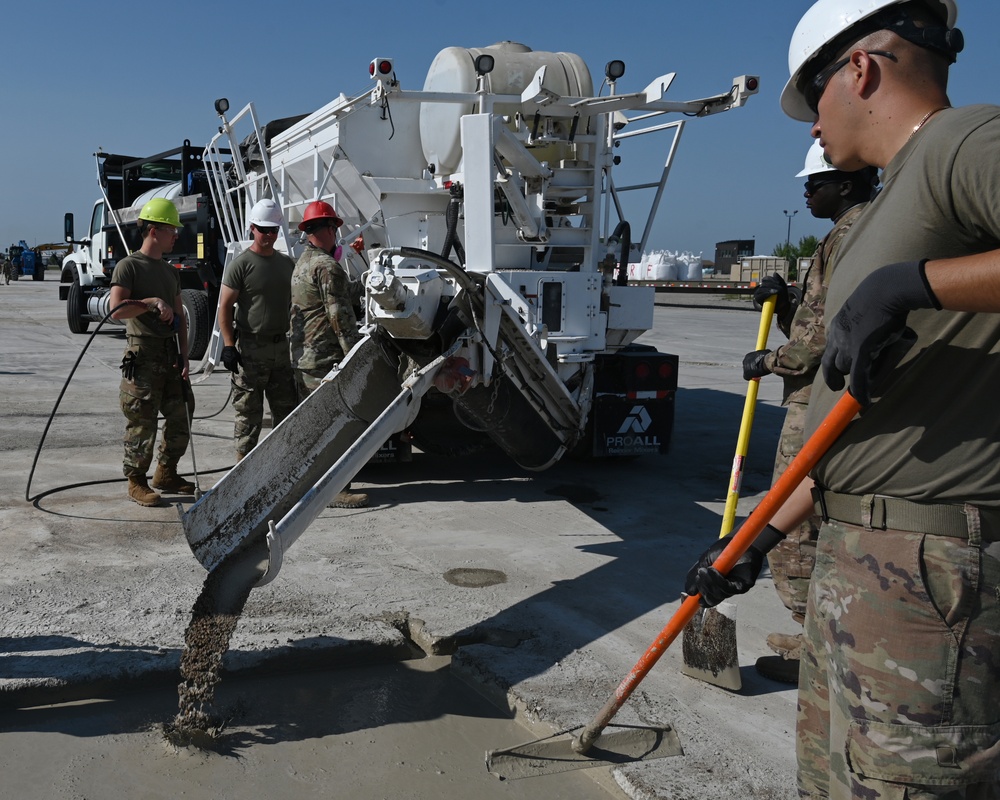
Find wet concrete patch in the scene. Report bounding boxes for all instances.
[0,656,623,799]
[443,568,507,588]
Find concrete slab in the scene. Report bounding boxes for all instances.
[0,279,800,797]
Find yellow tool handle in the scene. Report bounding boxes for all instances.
[718,295,776,538]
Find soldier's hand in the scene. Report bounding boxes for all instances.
[743,349,771,381]
[753,273,794,328]
[683,529,775,608]
[146,298,174,325]
[822,260,939,405]
[221,345,242,372]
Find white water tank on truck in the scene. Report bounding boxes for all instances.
[419,41,593,177]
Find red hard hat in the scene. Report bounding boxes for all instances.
[298,200,344,231]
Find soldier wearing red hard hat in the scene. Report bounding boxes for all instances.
[289,200,368,508]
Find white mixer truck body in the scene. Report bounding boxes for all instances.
[182,42,759,579]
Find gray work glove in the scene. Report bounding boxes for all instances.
[221,345,242,372]
[753,273,795,329]
[822,260,939,406]
[683,525,784,608]
[743,349,771,380]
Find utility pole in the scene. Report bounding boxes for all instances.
[783,209,798,249]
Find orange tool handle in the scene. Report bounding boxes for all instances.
[574,390,862,754]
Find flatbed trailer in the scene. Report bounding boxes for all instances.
[635,279,802,301]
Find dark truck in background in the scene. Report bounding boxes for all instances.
[60,141,231,360]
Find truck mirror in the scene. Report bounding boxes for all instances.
[64,213,75,244]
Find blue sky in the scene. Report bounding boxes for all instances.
[2,0,996,262]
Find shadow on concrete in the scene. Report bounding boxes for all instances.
[0,657,510,750]
[360,387,789,695]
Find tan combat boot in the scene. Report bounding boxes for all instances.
[151,464,196,495]
[330,486,369,509]
[127,476,162,507]
[766,632,803,660]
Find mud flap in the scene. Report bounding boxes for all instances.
[182,334,433,575]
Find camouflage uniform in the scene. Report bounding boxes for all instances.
[797,519,1000,799]
[112,253,194,480]
[763,203,865,625]
[797,107,1000,798]
[288,242,364,398]
[2,258,12,284]
[120,337,194,478]
[223,249,298,458]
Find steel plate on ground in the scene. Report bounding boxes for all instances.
[485,724,683,780]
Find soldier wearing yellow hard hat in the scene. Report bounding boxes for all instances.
[108,197,196,506]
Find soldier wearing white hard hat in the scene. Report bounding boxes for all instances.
[218,198,298,461]
[686,2,1000,797]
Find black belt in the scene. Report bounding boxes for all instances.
[241,332,286,344]
[126,334,172,347]
[813,487,1000,541]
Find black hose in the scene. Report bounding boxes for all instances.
[24,301,230,503]
[392,247,482,296]
[440,184,466,267]
[610,221,632,287]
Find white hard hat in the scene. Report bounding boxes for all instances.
[796,141,839,177]
[248,198,284,229]
[781,0,959,122]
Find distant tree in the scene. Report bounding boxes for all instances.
[772,235,820,279]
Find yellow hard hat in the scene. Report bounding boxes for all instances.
[138,198,181,228]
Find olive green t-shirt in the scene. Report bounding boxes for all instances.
[222,249,295,336]
[805,105,1000,506]
[110,251,181,339]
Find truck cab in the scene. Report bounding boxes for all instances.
[60,142,230,360]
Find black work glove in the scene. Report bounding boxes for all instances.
[221,345,242,372]
[743,349,771,380]
[822,260,939,406]
[754,273,794,329]
[684,525,783,608]
[120,351,137,382]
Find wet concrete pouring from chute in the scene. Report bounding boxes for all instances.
[164,537,269,747]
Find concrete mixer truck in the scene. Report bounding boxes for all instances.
[182,42,759,580]
[59,141,229,361]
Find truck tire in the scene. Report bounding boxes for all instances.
[181,288,211,362]
[407,391,495,457]
[66,280,90,334]
[32,266,45,281]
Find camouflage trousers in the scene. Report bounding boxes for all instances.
[119,337,194,479]
[232,334,298,458]
[294,364,336,400]
[769,400,820,625]
[797,519,1000,799]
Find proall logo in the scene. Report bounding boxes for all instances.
[617,405,652,434]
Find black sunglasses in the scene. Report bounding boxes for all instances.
[253,225,279,235]
[804,50,898,113]
[804,177,843,195]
